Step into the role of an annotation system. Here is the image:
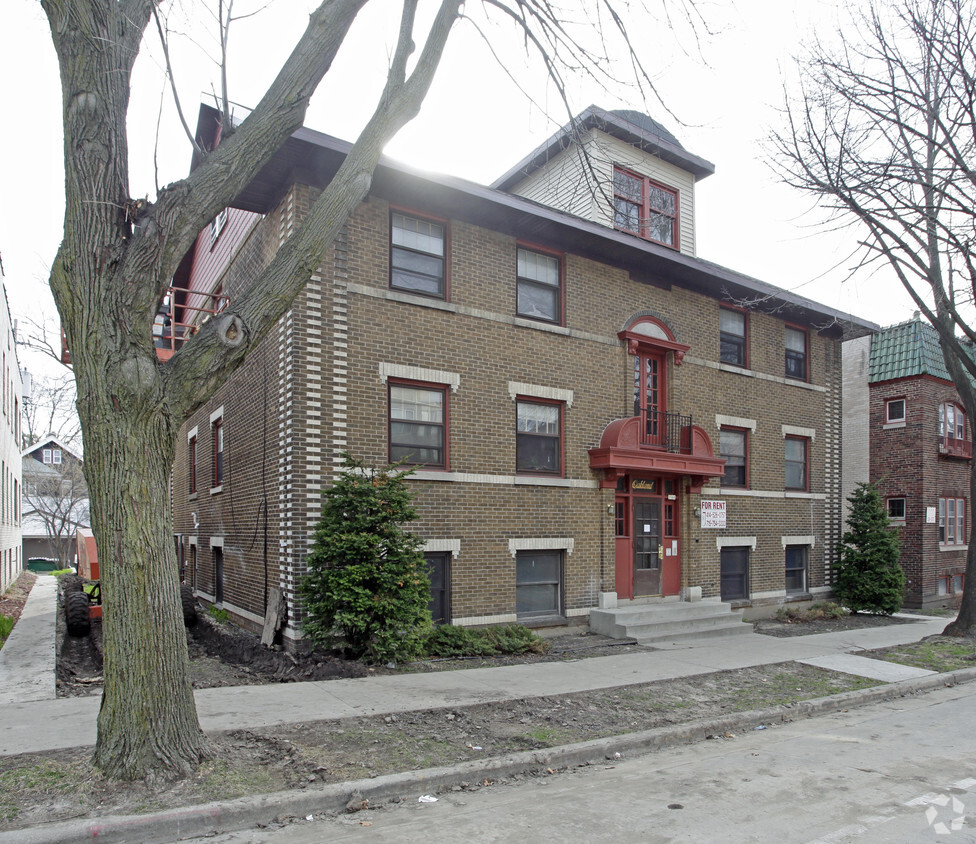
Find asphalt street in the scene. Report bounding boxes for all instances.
[201,681,976,843]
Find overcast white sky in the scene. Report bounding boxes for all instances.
[0,0,918,375]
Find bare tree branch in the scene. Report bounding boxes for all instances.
[771,0,976,634]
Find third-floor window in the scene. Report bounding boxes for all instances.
[390,212,446,298]
[613,166,678,248]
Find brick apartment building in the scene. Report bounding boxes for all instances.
[169,105,875,643]
[844,316,971,609]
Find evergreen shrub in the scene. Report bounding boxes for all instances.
[300,456,432,664]
[834,482,905,615]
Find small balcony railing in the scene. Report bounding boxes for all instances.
[638,408,693,452]
[154,286,229,361]
[939,436,972,459]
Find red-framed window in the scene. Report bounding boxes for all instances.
[939,403,970,457]
[390,210,447,299]
[614,498,628,537]
[719,427,748,488]
[188,434,197,495]
[785,325,808,381]
[212,417,224,487]
[515,398,563,475]
[784,436,808,491]
[612,166,679,248]
[516,246,562,324]
[887,497,906,522]
[388,380,448,468]
[939,497,966,545]
[886,397,906,424]
[719,307,748,368]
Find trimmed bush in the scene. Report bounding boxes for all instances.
[834,482,905,615]
[424,623,549,658]
[300,456,432,664]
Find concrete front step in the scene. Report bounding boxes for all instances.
[589,601,752,645]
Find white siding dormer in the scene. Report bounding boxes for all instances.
[507,127,698,256]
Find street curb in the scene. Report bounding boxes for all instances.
[5,665,976,844]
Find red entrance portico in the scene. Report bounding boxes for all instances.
[589,315,726,600]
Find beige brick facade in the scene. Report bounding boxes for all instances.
[171,108,872,638]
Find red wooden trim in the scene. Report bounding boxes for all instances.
[612,165,680,251]
[619,315,689,365]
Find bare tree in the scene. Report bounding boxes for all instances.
[40,0,693,780]
[21,372,81,449]
[772,0,976,635]
[23,456,89,570]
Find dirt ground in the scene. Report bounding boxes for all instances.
[0,575,948,830]
[1,660,882,830]
[0,570,36,632]
[751,612,920,638]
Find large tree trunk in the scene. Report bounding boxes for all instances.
[39,0,459,780]
[82,372,210,779]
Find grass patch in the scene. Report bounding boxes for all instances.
[0,614,13,645]
[0,758,93,820]
[873,637,976,672]
[208,606,229,623]
[725,668,878,710]
[191,759,282,804]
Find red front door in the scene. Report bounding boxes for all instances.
[614,477,681,599]
[633,497,661,596]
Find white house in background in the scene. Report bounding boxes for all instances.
[0,268,23,592]
[21,436,88,570]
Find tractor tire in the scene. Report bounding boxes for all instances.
[61,575,85,595]
[65,591,92,637]
[181,584,198,627]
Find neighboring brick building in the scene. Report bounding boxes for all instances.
[846,315,972,609]
[169,105,875,643]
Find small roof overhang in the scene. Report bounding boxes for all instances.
[588,417,726,492]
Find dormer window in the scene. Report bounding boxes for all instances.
[613,166,678,248]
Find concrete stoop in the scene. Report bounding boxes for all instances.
[589,601,751,645]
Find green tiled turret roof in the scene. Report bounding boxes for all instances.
[869,314,951,383]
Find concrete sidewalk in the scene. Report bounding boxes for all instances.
[0,575,955,757]
[0,574,57,705]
